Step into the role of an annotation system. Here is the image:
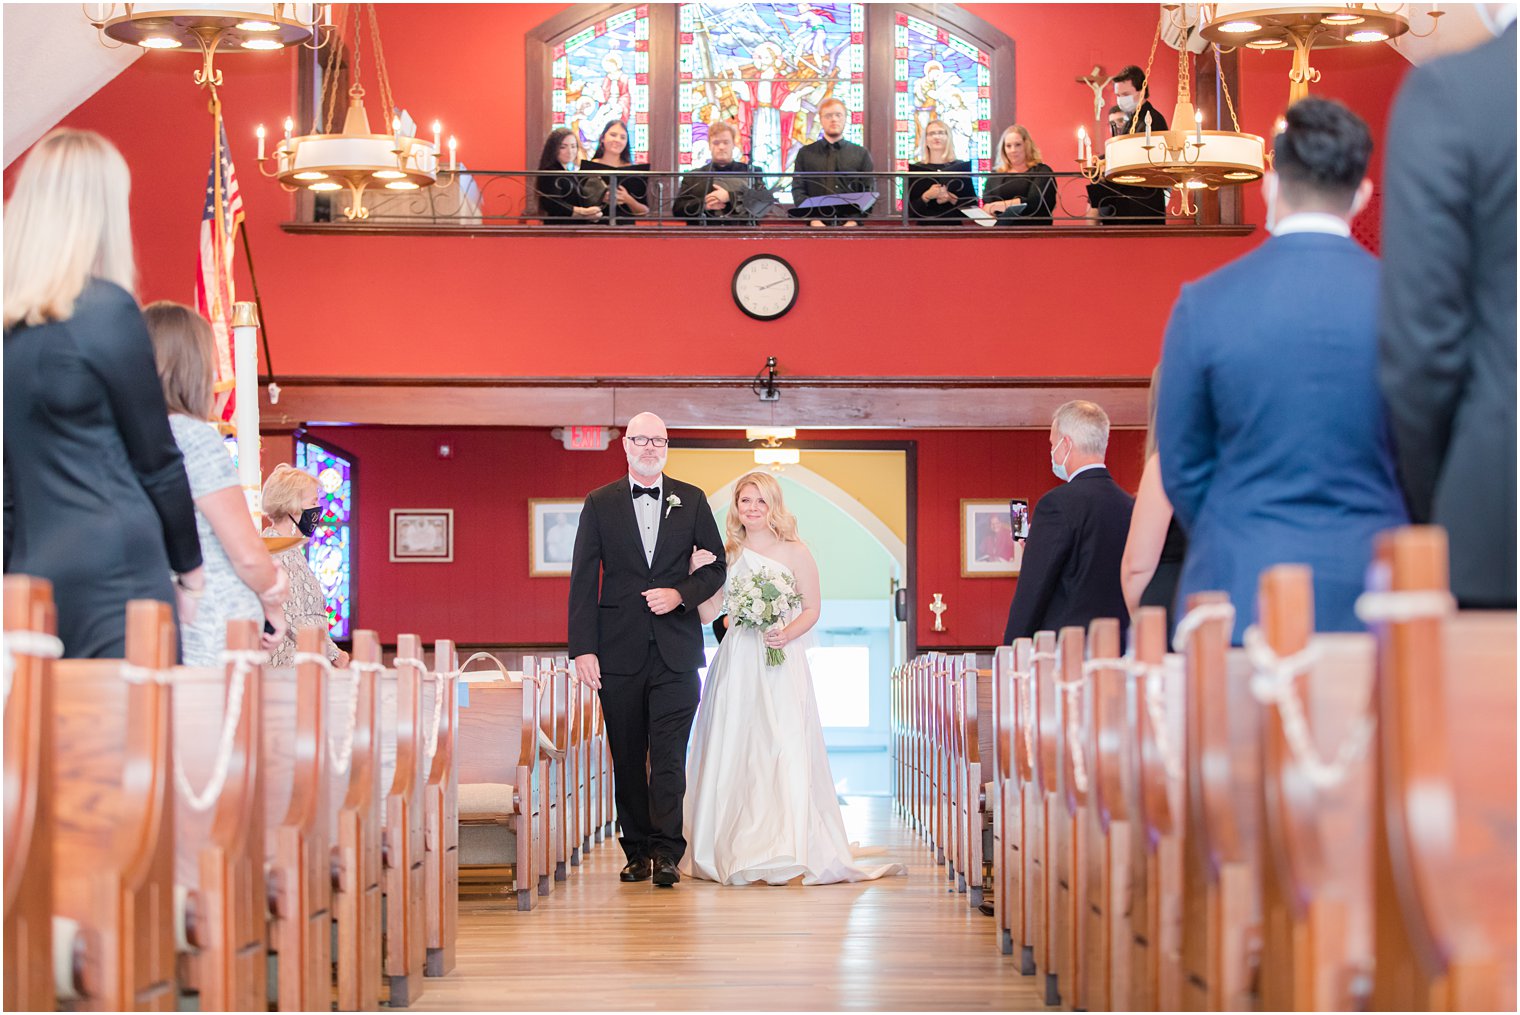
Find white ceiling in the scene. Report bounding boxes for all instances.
[4,4,141,168]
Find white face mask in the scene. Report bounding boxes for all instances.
[1051,437,1072,482]
[1115,93,1138,114]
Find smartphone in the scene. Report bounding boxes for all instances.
[1009,498,1030,539]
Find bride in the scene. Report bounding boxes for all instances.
[681,471,906,886]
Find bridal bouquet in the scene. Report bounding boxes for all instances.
[726,566,804,666]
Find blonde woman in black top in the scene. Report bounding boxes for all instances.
[906,118,975,225]
[983,124,1057,226]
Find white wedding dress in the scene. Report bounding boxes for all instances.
[682,547,907,885]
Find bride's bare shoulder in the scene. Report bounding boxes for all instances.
[775,538,816,573]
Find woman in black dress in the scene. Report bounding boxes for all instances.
[1121,366,1187,638]
[535,128,605,225]
[3,129,205,657]
[983,124,1057,226]
[906,118,975,225]
[581,120,650,224]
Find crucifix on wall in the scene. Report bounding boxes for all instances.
[1076,65,1114,122]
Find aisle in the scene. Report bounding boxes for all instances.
[411,796,1046,1011]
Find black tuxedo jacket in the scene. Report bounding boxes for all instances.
[1380,21,1517,607]
[567,476,727,673]
[1003,466,1134,644]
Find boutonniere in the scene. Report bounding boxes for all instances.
[665,493,682,519]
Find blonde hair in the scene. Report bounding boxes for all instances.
[993,124,1043,172]
[4,129,136,329]
[918,118,958,163]
[724,471,799,561]
[143,301,217,419]
[262,463,319,524]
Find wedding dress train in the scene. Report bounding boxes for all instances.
[682,547,906,886]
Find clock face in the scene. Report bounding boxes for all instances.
[732,254,798,321]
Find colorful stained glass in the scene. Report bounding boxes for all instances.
[678,2,865,198]
[892,13,992,202]
[295,438,354,640]
[551,7,652,161]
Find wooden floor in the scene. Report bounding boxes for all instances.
[409,797,1046,1010]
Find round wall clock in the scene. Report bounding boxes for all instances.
[732,254,799,321]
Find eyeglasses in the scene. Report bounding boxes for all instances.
[626,435,669,448]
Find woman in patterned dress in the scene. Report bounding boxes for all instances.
[261,464,349,668]
[143,301,287,665]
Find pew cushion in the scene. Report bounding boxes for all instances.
[458,782,515,821]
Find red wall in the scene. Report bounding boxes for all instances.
[302,423,1143,649]
[3,5,1409,385]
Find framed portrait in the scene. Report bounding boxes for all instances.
[961,498,1025,578]
[390,509,453,563]
[529,499,584,577]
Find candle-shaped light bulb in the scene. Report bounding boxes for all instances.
[256,124,266,161]
[392,116,401,138]
[448,135,457,172]
[1144,111,1152,145]
[432,120,442,151]
[1077,126,1086,163]
[283,117,293,141]
[1195,108,1204,144]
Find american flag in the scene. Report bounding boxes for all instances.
[196,121,245,422]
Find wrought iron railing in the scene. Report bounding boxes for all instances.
[302,168,1223,230]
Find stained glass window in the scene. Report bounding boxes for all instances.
[551,7,652,161]
[295,437,355,641]
[892,13,992,203]
[678,2,865,198]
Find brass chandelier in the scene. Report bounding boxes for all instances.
[255,3,456,220]
[84,3,330,88]
[1201,3,1444,104]
[1083,8,1266,216]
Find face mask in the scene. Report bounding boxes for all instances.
[1051,438,1072,482]
[1116,93,1138,114]
[296,506,321,537]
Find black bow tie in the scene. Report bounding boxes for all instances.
[633,485,659,499]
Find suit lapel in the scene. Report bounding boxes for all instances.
[650,479,677,571]
[612,480,650,572]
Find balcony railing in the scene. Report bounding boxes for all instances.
[292,169,1248,232]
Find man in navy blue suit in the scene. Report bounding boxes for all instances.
[1157,98,1408,644]
[1003,400,1134,645]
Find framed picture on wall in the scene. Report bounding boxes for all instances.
[960,498,1024,577]
[529,499,584,577]
[390,509,454,563]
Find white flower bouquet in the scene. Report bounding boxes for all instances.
[725,566,804,665]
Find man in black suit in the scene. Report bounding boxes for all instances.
[673,120,771,225]
[1379,11,1516,608]
[568,412,726,887]
[790,96,876,227]
[1087,65,1169,225]
[1003,400,1135,644]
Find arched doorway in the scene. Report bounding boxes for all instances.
[666,447,910,796]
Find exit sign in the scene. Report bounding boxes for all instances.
[560,426,612,451]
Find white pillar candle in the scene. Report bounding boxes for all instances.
[256,124,265,161]
[1195,109,1204,144]
[1145,112,1152,145]
[449,136,457,172]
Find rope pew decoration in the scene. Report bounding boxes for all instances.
[393,654,461,772]
[293,652,384,776]
[3,629,64,705]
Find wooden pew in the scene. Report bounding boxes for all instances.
[264,628,333,1012]
[1177,593,1262,1011]
[1006,638,1042,976]
[1126,607,1184,1011]
[424,639,459,977]
[1031,630,1063,1006]
[456,659,542,910]
[1081,617,1132,1011]
[170,620,266,1010]
[1053,627,1086,1011]
[952,654,995,908]
[52,599,177,1010]
[989,646,1018,958]
[1255,566,1377,1011]
[4,575,60,1010]
[329,632,384,1011]
[1367,527,1517,1012]
[380,634,428,1006]
[559,655,587,868]
[526,656,566,893]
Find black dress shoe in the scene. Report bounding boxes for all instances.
[620,858,652,883]
[652,855,680,887]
